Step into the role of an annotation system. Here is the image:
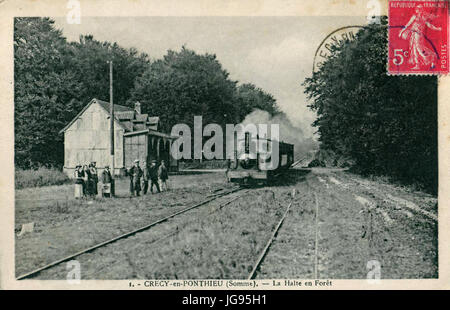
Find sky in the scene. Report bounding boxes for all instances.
[53,16,367,140]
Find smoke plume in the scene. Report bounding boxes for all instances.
[240,109,318,161]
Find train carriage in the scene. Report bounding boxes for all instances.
[226,131,294,184]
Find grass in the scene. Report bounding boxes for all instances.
[126,188,290,279]
[34,187,292,279]
[15,172,233,277]
[15,169,438,279]
[15,167,70,189]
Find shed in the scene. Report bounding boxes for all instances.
[59,98,178,177]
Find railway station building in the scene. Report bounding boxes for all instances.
[59,98,178,177]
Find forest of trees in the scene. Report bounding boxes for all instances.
[14,18,279,169]
[303,18,438,194]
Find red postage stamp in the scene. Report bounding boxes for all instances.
[388,0,449,75]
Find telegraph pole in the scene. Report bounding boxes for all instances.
[108,60,115,196]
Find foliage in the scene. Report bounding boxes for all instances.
[235,83,280,121]
[15,167,70,189]
[128,47,280,159]
[14,18,150,169]
[128,46,276,133]
[179,159,228,170]
[67,35,150,107]
[303,18,438,193]
[14,18,82,168]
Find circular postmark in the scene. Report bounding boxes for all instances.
[313,25,365,74]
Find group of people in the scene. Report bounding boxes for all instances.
[128,159,169,196]
[74,162,98,198]
[74,162,113,198]
[73,159,168,198]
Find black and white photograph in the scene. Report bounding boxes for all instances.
[1,0,448,290]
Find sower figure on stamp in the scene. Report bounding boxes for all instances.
[149,160,161,194]
[101,165,112,198]
[399,4,442,69]
[129,159,143,196]
[158,160,169,191]
[142,160,149,195]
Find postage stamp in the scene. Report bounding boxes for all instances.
[388,0,449,75]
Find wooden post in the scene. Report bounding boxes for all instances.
[108,60,115,196]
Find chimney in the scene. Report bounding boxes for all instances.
[134,102,141,115]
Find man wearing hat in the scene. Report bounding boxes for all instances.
[89,161,98,196]
[101,165,112,198]
[129,159,143,196]
[149,160,161,194]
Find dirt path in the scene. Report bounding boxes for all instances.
[257,168,438,279]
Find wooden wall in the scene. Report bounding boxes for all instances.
[64,102,124,175]
[124,134,147,168]
[124,135,178,170]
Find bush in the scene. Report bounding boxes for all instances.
[179,160,228,170]
[308,159,325,168]
[307,149,354,168]
[15,167,70,189]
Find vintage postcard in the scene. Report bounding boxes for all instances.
[0,0,449,292]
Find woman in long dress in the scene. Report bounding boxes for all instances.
[74,165,84,199]
[399,5,442,69]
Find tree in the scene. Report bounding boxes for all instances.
[235,83,280,121]
[128,47,239,133]
[303,17,437,193]
[14,18,151,169]
[67,35,150,106]
[14,17,84,168]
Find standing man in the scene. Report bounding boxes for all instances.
[142,160,149,195]
[149,160,161,194]
[129,159,143,196]
[90,161,98,196]
[82,164,92,197]
[158,160,169,191]
[101,165,112,198]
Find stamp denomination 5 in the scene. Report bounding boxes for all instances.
[388,0,449,75]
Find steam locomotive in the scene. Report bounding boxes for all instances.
[226,131,294,184]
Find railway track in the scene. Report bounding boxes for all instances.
[247,188,296,280]
[16,186,246,280]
